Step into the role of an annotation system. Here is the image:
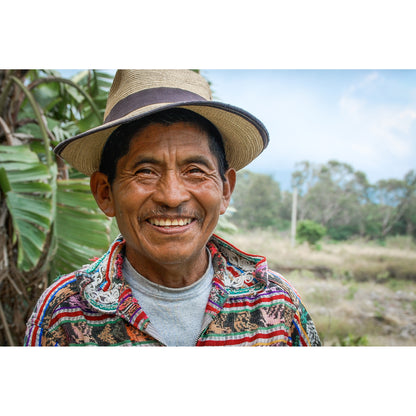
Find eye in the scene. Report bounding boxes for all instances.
[188,167,203,174]
[185,166,206,177]
[134,167,157,177]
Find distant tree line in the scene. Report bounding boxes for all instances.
[230,160,416,241]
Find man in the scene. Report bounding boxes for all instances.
[24,69,321,346]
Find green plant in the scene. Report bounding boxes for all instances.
[0,70,114,345]
[345,284,358,300]
[231,170,283,230]
[373,301,385,320]
[296,219,326,247]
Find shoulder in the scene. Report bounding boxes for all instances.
[266,270,322,346]
[24,272,83,345]
[32,273,80,321]
[27,236,126,331]
[209,235,301,303]
[266,269,302,307]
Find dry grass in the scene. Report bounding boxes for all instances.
[288,273,416,346]
[219,230,416,282]
[217,229,416,346]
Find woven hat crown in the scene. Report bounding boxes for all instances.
[103,70,212,123]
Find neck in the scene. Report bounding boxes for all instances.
[125,247,209,288]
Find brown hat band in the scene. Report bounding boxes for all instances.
[104,87,207,123]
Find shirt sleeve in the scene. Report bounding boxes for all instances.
[24,323,62,346]
[290,301,322,346]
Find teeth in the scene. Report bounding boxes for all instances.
[149,218,192,227]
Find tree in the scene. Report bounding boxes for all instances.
[401,171,416,238]
[292,160,372,240]
[372,177,412,238]
[231,170,283,230]
[0,70,114,345]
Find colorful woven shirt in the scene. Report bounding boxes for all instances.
[24,234,321,347]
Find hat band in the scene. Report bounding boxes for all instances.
[104,87,208,123]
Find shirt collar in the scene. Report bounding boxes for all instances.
[77,233,269,317]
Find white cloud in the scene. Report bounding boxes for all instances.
[334,72,416,179]
[207,70,416,184]
[354,71,380,91]
[339,95,364,119]
[338,71,381,119]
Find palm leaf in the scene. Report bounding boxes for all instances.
[50,178,112,277]
[0,144,54,271]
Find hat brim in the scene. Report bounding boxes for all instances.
[54,101,269,176]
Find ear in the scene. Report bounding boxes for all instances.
[90,172,116,217]
[220,168,236,215]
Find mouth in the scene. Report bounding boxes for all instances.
[147,217,195,228]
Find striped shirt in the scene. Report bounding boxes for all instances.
[24,234,321,347]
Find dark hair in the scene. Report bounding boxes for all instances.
[99,108,229,184]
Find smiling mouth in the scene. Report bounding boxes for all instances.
[147,217,194,227]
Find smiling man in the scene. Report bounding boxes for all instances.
[24,70,321,346]
[93,119,234,289]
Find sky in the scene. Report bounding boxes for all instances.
[201,69,416,188]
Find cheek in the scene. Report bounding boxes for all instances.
[116,180,150,202]
[113,183,145,219]
[194,183,225,215]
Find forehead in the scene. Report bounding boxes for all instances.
[127,122,212,157]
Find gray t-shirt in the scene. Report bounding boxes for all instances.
[122,252,213,346]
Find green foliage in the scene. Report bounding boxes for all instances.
[51,179,111,277]
[290,160,416,242]
[228,159,416,243]
[0,69,113,345]
[0,70,113,276]
[0,144,55,271]
[293,160,370,236]
[296,220,326,246]
[327,225,356,241]
[231,170,284,230]
[345,284,358,300]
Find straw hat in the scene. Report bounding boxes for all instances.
[54,69,269,176]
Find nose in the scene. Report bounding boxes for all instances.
[152,170,191,208]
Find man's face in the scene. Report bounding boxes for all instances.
[94,122,235,277]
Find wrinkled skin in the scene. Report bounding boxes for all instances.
[91,122,236,288]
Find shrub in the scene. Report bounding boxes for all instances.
[327,225,356,241]
[296,220,326,247]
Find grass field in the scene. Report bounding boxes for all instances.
[217,229,416,346]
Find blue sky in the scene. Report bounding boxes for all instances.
[201,70,416,188]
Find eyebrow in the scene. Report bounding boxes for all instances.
[182,156,215,169]
[132,157,160,170]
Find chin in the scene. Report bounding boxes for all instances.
[151,243,207,265]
